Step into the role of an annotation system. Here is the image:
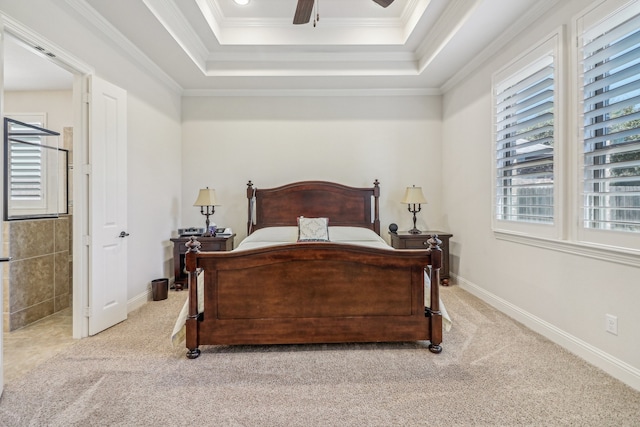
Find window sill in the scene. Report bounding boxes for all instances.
[494,231,640,268]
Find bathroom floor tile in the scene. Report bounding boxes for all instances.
[3,308,75,385]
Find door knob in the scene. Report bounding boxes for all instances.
[118,231,130,238]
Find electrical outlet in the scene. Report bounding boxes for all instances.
[605,314,618,335]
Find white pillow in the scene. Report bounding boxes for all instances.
[297,217,330,242]
[242,226,298,243]
[328,226,381,242]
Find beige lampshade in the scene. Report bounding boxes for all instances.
[401,186,427,204]
[193,187,219,206]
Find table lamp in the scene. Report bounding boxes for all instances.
[194,187,219,237]
[401,185,427,234]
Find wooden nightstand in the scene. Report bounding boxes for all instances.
[389,231,453,285]
[170,234,235,290]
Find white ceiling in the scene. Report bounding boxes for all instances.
[4,0,557,94]
[3,34,74,91]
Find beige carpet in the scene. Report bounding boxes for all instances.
[1,286,639,426]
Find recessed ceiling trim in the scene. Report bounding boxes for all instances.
[214,24,407,46]
[208,51,417,62]
[69,0,549,94]
[401,0,432,35]
[415,0,482,73]
[195,0,223,42]
[131,0,439,80]
[203,66,418,78]
[144,0,427,77]
[142,0,209,73]
[63,0,182,94]
[197,0,427,46]
[204,51,419,77]
[220,17,404,28]
[182,87,441,97]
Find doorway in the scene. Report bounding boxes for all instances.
[1,32,76,384]
[1,17,130,395]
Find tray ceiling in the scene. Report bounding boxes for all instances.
[4,0,558,94]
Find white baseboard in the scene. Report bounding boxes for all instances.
[127,278,175,313]
[127,290,149,313]
[454,274,640,392]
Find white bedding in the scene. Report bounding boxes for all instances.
[234,226,393,251]
[171,226,451,346]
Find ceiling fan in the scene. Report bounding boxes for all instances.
[293,0,395,25]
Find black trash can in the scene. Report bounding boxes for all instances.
[151,278,168,301]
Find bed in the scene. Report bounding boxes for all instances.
[180,180,447,359]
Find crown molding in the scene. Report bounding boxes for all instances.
[203,50,418,77]
[182,87,441,97]
[63,0,182,94]
[142,0,209,73]
[440,0,561,93]
[401,0,432,28]
[208,51,417,62]
[414,0,482,74]
[140,0,430,79]
[196,0,427,46]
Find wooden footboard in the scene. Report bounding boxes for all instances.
[184,237,442,358]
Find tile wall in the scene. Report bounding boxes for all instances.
[2,216,72,332]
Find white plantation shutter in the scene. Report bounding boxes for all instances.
[582,10,640,233]
[7,119,45,203]
[495,55,555,224]
[9,125,43,201]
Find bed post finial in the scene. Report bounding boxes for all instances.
[427,234,442,270]
[373,179,380,234]
[247,180,256,235]
[184,236,201,275]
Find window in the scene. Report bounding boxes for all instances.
[492,1,639,260]
[7,118,45,203]
[580,3,640,234]
[3,117,67,220]
[493,34,561,237]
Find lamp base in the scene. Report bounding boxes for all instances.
[407,207,422,235]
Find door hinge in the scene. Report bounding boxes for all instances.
[84,307,92,318]
[83,235,91,246]
[83,92,90,104]
[83,164,92,175]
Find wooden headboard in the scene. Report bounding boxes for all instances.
[246,180,380,235]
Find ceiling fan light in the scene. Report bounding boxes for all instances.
[233,0,250,5]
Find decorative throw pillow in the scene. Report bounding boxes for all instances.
[297,217,329,241]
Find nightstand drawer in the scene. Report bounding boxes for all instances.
[199,240,231,251]
[402,238,431,249]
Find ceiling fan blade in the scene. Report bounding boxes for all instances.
[293,0,314,25]
[372,0,395,7]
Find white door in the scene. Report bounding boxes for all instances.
[88,75,128,335]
